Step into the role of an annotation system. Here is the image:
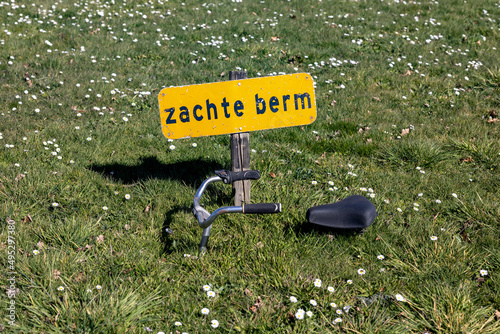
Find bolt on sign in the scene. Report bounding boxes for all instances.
[158,73,316,139]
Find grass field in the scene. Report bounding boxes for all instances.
[1,0,499,332]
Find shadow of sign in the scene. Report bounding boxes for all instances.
[88,156,221,188]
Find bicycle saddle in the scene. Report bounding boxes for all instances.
[306,195,377,231]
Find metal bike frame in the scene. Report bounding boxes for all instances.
[193,176,243,253]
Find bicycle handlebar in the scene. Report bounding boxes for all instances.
[194,170,282,253]
[243,203,282,214]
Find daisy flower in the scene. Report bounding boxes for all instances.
[203,285,211,291]
[33,250,40,255]
[124,194,131,200]
[358,268,366,275]
[96,285,102,290]
[57,286,64,291]
[310,299,317,306]
[207,291,216,298]
[330,302,337,308]
[377,255,385,260]
[313,279,322,287]
[290,296,298,303]
[395,294,406,302]
[430,236,438,241]
[327,286,335,293]
[306,311,313,317]
[211,320,219,328]
[333,318,342,324]
[174,322,182,326]
[201,308,210,315]
[480,269,488,277]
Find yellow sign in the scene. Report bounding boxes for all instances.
[158,73,316,139]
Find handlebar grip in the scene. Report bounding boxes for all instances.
[215,170,261,184]
[243,203,282,214]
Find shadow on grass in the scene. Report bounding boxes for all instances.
[88,156,222,187]
[159,205,198,255]
[291,222,367,238]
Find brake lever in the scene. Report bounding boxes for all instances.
[214,169,260,184]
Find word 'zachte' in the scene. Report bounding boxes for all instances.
[165,93,311,124]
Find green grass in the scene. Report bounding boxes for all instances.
[1,0,499,333]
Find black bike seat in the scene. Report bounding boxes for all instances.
[306,195,378,230]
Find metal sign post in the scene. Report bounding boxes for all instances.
[229,71,250,205]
